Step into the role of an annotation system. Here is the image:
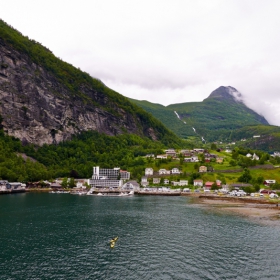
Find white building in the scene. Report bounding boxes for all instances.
[145,168,154,176]
[193,179,203,187]
[89,166,123,188]
[171,168,180,174]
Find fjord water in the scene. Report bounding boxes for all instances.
[1,193,280,280]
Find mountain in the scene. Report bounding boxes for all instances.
[130,86,269,143]
[0,19,179,146]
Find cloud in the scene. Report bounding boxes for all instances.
[1,0,280,125]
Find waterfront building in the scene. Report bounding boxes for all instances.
[89,166,124,189]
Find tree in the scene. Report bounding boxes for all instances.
[211,143,217,150]
[68,177,76,188]
[238,168,252,183]
[61,177,68,188]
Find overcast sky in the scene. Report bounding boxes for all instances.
[1,0,280,125]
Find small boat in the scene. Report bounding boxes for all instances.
[110,237,118,243]
[109,236,118,248]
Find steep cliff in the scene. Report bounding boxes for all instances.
[0,20,174,146]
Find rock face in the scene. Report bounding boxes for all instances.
[0,38,160,145]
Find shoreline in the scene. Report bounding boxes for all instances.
[193,195,280,224]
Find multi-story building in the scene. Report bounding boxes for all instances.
[89,166,125,189]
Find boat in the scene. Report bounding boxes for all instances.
[110,237,118,243]
[109,236,118,248]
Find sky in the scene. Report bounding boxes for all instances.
[1,0,280,125]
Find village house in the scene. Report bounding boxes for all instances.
[180,150,192,156]
[179,180,188,186]
[252,153,259,160]
[164,179,169,185]
[145,167,154,176]
[204,181,214,190]
[122,181,140,191]
[272,152,280,157]
[216,157,224,163]
[184,156,199,162]
[205,157,211,163]
[171,168,180,174]
[153,178,160,184]
[199,166,207,173]
[145,154,155,158]
[141,176,148,187]
[246,153,259,160]
[171,181,180,186]
[158,169,170,175]
[263,179,276,186]
[156,154,167,159]
[193,179,203,187]
[165,149,177,157]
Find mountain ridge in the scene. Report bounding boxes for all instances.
[130,86,270,143]
[0,19,180,146]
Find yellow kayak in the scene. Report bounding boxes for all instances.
[110,241,115,248]
[110,237,118,243]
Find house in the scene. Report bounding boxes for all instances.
[193,179,203,187]
[153,178,160,184]
[171,181,180,186]
[205,157,211,163]
[252,153,259,160]
[179,180,188,186]
[158,169,170,175]
[199,166,207,173]
[122,181,140,191]
[156,154,167,159]
[171,168,180,174]
[50,182,62,191]
[216,157,223,163]
[180,150,192,156]
[185,156,199,162]
[263,180,276,186]
[141,177,148,187]
[165,149,177,157]
[164,179,169,185]
[204,181,214,190]
[225,149,232,153]
[246,153,252,158]
[145,154,155,158]
[145,168,154,176]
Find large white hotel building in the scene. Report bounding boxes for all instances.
[89,166,130,189]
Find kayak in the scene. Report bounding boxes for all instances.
[110,237,118,243]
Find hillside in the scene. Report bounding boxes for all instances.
[0,19,180,146]
[231,125,280,152]
[130,86,270,143]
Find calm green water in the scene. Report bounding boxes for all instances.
[0,193,280,280]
